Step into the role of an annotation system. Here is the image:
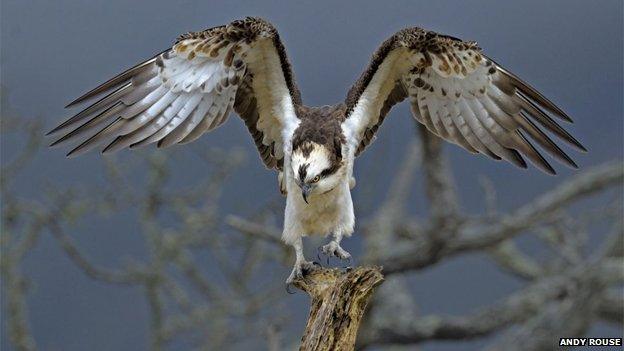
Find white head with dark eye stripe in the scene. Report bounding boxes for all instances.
[291,141,344,203]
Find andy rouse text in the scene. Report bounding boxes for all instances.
[559,338,622,347]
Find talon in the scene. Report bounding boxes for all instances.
[285,283,296,294]
[301,262,316,275]
[319,241,352,266]
[286,260,320,289]
[317,245,330,266]
[312,261,322,267]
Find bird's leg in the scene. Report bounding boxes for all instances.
[319,232,352,263]
[286,237,319,286]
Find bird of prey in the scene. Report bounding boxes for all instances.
[48,17,586,285]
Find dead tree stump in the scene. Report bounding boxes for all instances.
[293,266,384,351]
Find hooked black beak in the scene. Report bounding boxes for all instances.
[301,184,312,204]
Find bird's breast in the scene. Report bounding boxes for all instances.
[285,178,353,236]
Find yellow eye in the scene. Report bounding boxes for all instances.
[312,175,320,183]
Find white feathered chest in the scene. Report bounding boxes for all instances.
[283,170,353,240]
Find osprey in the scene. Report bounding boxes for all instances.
[48,17,585,285]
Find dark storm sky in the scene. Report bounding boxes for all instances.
[1,1,622,350]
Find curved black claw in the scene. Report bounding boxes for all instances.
[317,245,330,266]
[342,256,353,268]
[285,282,297,294]
[312,261,322,267]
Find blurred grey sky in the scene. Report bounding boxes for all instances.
[1,1,622,350]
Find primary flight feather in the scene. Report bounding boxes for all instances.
[48,17,585,285]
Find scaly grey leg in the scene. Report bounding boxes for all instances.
[285,237,319,286]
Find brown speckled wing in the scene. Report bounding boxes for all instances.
[343,27,586,174]
[49,17,301,171]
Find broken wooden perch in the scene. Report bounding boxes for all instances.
[293,266,384,351]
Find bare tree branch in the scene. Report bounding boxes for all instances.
[484,278,601,351]
[1,226,39,351]
[380,161,623,274]
[48,220,146,284]
[486,240,543,280]
[597,290,624,325]
[453,162,623,252]
[360,259,617,348]
[364,140,421,260]
[418,124,459,231]
[295,267,384,351]
[226,215,283,245]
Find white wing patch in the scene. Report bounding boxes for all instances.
[343,49,410,152]
[245,39,300,160]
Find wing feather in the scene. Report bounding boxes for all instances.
[64,50,166,108]
[169,95,214,145]
[129,93,192,148]
[49,102,124,147]
[423,94,450,139]
[343,27,585,174]
[49,17,301,170]
[153,93,205,145]
[48,82,133,135]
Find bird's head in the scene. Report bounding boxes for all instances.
[291,141,344,203]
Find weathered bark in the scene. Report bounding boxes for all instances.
[294,266,384,351]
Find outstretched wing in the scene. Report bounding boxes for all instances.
[48,17,301,170]
[342,28,586,174]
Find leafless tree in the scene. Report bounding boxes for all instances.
[2,109,622,350]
